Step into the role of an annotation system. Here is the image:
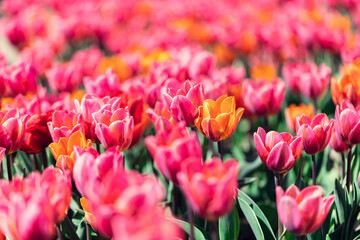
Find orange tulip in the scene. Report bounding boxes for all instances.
[331,59,360,107]
[80,197,97,231]
[195,95,244,142]
[49,131,93,174]
[285,104,315,132]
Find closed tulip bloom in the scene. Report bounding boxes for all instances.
[243,78,285,116]
[276,185,335,236]
[163,80,204,127]
[177,157,239,220]
[4,62,38,97]
[20,112,53,154]
[0,108,28,154]
[329,127,348,153]
[254,127,302,174]
[48,110,85,143]
[83,68,121,98]
[145,122,202,184]
[49,131,93,174]
[331,60,360,107]
[195,95,244,142]
[285,104,315,132]
[296,114,334,155]
[93,107,134,150]
[335,100,360,145]
[283,62,331,100]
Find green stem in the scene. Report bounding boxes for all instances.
[346,145,353,190]
[211,220,219,240]
[311,154,316,185]
[275,174,283,238]
[64,215,80,240]
[86,223,91,240]
[187,202,195,240]
[341,153,346,181]
[56,224,64,240]
[217,141,223,160]
[6,154,12,181]
[42,150,48,170]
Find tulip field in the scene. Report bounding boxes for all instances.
[2,0,360,239]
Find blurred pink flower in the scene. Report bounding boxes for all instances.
[329,126,348,153]
[83,69,121,98]
[177,157,239,220]
[276,185,335,236]
[283,62,331,100]
[145,122,202,184]
[243,78,285,116]
[46,63,82,92]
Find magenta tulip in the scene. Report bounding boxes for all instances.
[335,100,360,145]
[276,185,335,236]
[254,127,302,174]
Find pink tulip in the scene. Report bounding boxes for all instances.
[329,127,348,153]
[162,80,204,127]
[243,78,286,116]
[71,47,103,77]
[74,94,126,141]
[73,146,123,199]
[93,107,134,150]
[83,69,121,98]
[0,167,72,240]
[283,62,331,100]
[177,157,239,220]
[276,185,335,235]
[335,100,360,145]
[46,63,82,92]
[145,122,202,184]
[0,108,28,154]
[254,127,302,174]
[111,207,183,240]
[296,113,334,155]
[47,110,85,143]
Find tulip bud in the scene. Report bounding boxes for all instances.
[335,100,360,145]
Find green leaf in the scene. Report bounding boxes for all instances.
[171,218,208,240]
[238,190,276,240]
[219,206,240,240]
[76,218,86,239]
[334,179,347,224]
[238,197,264,240]
[237,177,256,188]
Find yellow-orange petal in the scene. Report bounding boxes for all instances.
[67,131,88,154]
[202,118,223,142]
[220,96,235,113]
[215,112,230,133]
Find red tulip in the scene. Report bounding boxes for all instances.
[177,157,239,220]
[296,113,334,155]
[276,185,335,236]
[145,122,202,184]
[20,112,53,154]
[335,100,360,145]
[254,127,302,174]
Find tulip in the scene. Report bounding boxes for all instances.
[177,157,239,220]
[195,95,244,142]
[93,107,134,150]
[0,108,28,154]
[128,98,150,147]
[47,110,85,143]
[20,112,53,154]
[49,131,93,174]
[145,122,202,184]
[285,104,315,133]
[83,68,121,98]
[254,127,302,176]
[331,60,360,107]
[334,100,360,145]
[242,78,285,117]
[296,113,334,155]
[276,185,335,236]
[74,94,126,141]
[80,197,97,230]
[283,62,331,100]
[46,63,82,93]
[296,113,334,185]
[329,127,348,153]
[163,80,204,127]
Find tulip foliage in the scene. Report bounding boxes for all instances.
[2,0,360,240]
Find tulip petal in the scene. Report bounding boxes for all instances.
[267,142,295,173]
[278,196,303,234]
[201,118,223,142]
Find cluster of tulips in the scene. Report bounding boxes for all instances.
[2,0,360,240]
